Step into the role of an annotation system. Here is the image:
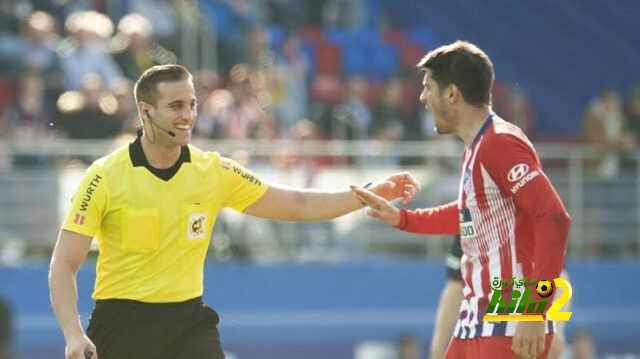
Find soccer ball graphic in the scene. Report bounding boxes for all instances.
[536,280,554,298]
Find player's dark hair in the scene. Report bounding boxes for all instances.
[134,64,192,107]
[417,40,494,105]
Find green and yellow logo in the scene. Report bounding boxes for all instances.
[482,277,572,322]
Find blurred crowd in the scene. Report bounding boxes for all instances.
[0,0,638,175]
[0,1,536,160]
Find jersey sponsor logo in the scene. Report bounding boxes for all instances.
[232,166,262,186]
[510,170,540,194]
[79,174,103,211]
[73,213,86,225]
[507,163,529,182]
[459,208,476,240]
[187,213,207,240]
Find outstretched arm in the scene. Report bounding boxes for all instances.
[244,173,420,221]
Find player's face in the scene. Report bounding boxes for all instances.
[148,79,197,146]
[419,71,457,134]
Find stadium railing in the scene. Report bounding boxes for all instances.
[0,138,638,261]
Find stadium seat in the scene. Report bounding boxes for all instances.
[381,28,410,48]
[299,26,324,46]
[407,26,439,51]
[368,43,399,80]
[341,42,369,77]
[314,42,342,74]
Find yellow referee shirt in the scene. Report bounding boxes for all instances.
[61,137,268,302]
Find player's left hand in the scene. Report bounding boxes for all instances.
[369,172,421,204]
[512,321,546,359]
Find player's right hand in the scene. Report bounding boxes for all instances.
[350,185,401,226]
[66,334,98,359]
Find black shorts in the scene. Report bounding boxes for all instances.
[87,296,225,359]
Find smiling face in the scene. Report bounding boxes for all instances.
[419,70,458,135]
[141,79,197,146]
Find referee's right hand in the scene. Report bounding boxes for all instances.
[350,185,401,226]
[66,334,97,359]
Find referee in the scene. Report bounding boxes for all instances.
[48,64,421,359]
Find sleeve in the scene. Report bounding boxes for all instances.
[446,235,463,280]
[482,134,571,307]
[220,157,269,212]
[61,163,109,237]
[394,201,460,235]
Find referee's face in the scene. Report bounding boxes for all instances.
[152,79,197,146]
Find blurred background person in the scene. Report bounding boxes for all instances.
[0,296,13,359]
[110,12,177,82]
[581,88,634,179]
[58,10,123,90]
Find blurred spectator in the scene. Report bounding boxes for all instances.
[1,70,58,166]
[493,84,535,136]
[271,35,311,136]
[0,0,29,33]
[0,297,12,359]
[289,119,332,170]
[110,12,177,81]
[582,89,634,179]
[263,0,308,31]
[192,69,222,136]
[129,0,180,51]
[9,11,64,98]
[58,10,123,90]
[199,0,260,73]
[322,0,367,30]
[2,71,53,136]
[624,86,640,146]
[31,0,92,26]
[395,333,421,359]
[371,77,407,141]
[200,64,274,140]
[110,77,139,134]
[334,75,371,140]
[572,330,596,359]
[56,73,123,140]
[245,26,277,68]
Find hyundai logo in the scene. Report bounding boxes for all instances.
[507,163,529,182]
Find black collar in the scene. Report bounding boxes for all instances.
[129,136,191,181]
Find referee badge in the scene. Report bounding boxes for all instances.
[187,213,207,240]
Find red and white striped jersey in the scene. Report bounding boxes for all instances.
[395,114,570,338]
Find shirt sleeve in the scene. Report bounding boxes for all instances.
[61,163,109,237]
[446,235,463,280]
[394,201,460,235]
[220,158,269,212]
[482,134,571,308]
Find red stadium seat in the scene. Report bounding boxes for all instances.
[314,43,342,74]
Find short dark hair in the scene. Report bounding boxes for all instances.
[134,64,192,107]
[417,40,494,105]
